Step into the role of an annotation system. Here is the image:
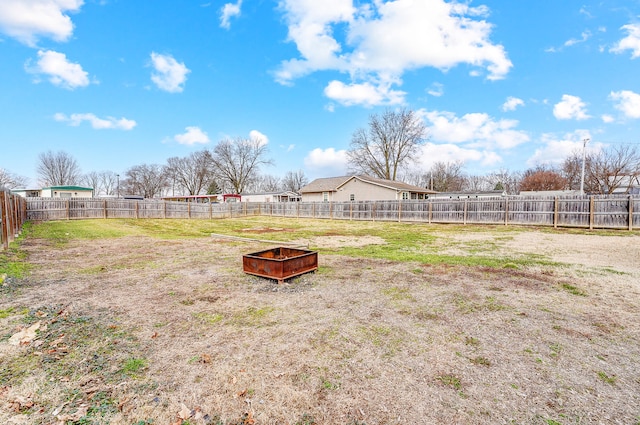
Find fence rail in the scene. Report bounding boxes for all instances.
[24,195,639,231]
[1,190,28,250]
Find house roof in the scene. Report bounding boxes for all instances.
[42,185,93,191]
[299,176,352,193]
[345,175,436,194]
[300,175,436,194]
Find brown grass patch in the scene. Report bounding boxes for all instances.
[1,232,639,424]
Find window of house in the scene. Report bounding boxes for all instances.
[402,192,409,200]
[60,192,72,198]
[350,194,355,201]
[322,192,329,202]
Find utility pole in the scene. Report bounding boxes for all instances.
[116,174,120,198]
[580,138,589,196]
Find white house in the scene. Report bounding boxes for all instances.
[40,185,94,198]
[241,191,301,202]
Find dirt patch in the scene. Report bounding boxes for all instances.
[241,227,293,233]
[304,235,386,249]
[1,231,639,424]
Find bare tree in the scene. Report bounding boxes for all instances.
[248,174,280,193]
[0,168,29,189]
[562,145,640,194]
[519,166,567,192]
[429,161,466,192]
[561,151,586,191]
[121,164,168,198]
[399,170,429,188]
[282,170,309,193]
[165,151,215,195]
[462,174,493,192]
[486,169,522,195]
[100,171,119,196]
[209,137,273,194]
[81,171,102,195]
[347,108,426,180]
[37,150,82,186]
[589,145,640,194]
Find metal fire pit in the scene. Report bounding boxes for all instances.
[242,247,318,284]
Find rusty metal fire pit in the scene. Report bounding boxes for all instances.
[242,247,318,284]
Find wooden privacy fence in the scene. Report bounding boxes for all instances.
[25,195,640,230]
[1,190,28,250]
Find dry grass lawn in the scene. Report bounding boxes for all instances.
[1,218,639,425]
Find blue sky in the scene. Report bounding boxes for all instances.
[1,0,640,187]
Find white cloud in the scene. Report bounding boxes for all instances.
[150,52,190,93]
[427,82,444,97]
[610,90,640,119]
[54,112,136,130]
[174,126,210,145]
[276,0,511,107]
[324,80,405,106]
[304,147,348,174]
[420,110,530,149]
[417,143,501,169]
[601,114,615,123]
[502,96,524,112]
[527,131,603,167]
[249,130,269,146]
[610,24,640,58]
[220,0,242,29]
[553,94,590,120]
[27,49,89,89]
[0,0,83,47]
[564,30,591,47]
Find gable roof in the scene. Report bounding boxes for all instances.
[299,176,352,193]
[344,175,435,194]
[300,175,436,194]
[41,185,93,191]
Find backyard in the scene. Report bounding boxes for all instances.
[1,218,639,425]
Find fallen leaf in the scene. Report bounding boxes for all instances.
[178,403,192,420]
[242,411,256,425]
[199,353,212,364]
[151,332,158,339]
[8,322,41,346]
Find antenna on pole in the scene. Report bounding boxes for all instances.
[580,138,589,195]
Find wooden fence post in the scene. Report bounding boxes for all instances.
[135,201,139,219]
[553,197,558,229]
[463,199,468,225]
[629,196,634,231]
[398,200,402,222]
[104,199,107,219]
[589,196,594,230]
[66,200,70,220]
[504,198,509,226]
[372,201,376,222]
[1,192,9,250]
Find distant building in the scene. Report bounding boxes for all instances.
[161,194,241,203]
[430,190,506,199]
[300,175,436,202]
[12,185,94,198]
[11,188,43,198]
[241,191,301,202]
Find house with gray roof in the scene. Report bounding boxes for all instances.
[299,175,436,202]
